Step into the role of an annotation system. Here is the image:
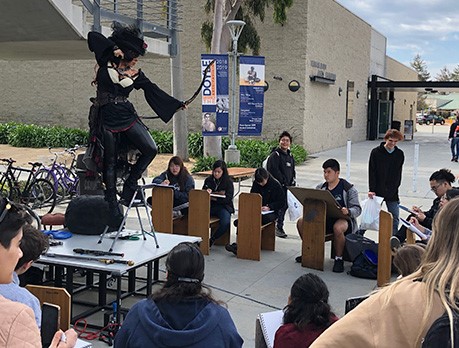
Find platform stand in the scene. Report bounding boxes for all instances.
[98,184,160,252]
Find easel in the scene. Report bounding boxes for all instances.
[98,183,159,252]
[289,187,349,271]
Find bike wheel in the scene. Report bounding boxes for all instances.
[25,178,57,215]
[34,168,66,202]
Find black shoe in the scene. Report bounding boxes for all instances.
[390,236,401,252]
[332,259,344,273]
[295,255,302,263]
[225,243,237,255]
[121,184,144,203]
[275,227,288,238]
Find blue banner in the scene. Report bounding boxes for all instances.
[201,54,229,136]
[238,56,265,136]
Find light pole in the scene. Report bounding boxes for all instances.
[225,20,245,164]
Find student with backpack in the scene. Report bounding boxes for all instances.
[311,198,459,347]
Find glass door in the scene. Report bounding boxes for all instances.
[378,100,392,138]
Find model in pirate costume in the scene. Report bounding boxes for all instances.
[88,22,184,226]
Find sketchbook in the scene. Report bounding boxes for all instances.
[399,217,427,239]
[257,310,283,348]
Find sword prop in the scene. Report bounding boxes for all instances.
[45,253,135,266]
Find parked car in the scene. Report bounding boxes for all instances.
[417,114,445,125]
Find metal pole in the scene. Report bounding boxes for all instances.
[229,37,237,149]
[413,142,419,192]
[346,140,351,181]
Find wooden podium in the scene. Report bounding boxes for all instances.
[289,187,349,271]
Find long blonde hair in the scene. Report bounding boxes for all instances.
[385,198,459,345]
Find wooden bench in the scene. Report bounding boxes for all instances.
[236,193,276,261]
[377,210,393,287]
[188,189,229,255]
[150,185,188,235]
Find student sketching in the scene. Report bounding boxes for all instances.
[225,168,284,255]
[114,242,243,347]
[151,156,195,215]
[274,273,339,348]
[0,224,49,328]
[311,198,459,348]
[202,160,234,247]
[0,197,77,347]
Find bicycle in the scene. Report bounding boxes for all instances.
[35,146,81,203]
[0,158,57,215]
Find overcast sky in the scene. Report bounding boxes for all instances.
[336,0,459,79]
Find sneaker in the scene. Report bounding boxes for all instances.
[275,227,288,238]
[225,243,237,255]
[390,236,401,252]
[295,255,302,263]
[332,259,344,273]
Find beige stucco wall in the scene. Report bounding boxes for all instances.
[0,0,386,154]
[385,56,418,127]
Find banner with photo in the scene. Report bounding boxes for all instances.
[238,55,265,136]
[201,54,229,136]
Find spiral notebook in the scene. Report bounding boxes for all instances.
[257,310,283,348]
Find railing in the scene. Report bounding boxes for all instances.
[78,0,181,55]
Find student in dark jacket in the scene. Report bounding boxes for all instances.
[151,156,194,215]
[368,129,404,235]
[114,242,243,348]
[391,168,455,246]
[274,273,338,348]
[267,131,296,238]
[448,115,459,161]
[202,160,234,246]
[225,168,285,255]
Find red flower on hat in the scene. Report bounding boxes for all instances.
[143,42,148,49]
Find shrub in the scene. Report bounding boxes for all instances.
[150,130,173,154]
[188,132,204,158]
[0,122,19,144]
[191,156,217,173]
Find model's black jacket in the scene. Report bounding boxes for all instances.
[250,175,285,212]
[202,176,235,213]
[266,148,295,187]
[448,121,459,139]
[368,142,404,201]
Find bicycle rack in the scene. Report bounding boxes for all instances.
[98,184,159,252]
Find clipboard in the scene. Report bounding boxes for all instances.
[288,186,349,220]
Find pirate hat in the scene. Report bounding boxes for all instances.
[109,21,147,56]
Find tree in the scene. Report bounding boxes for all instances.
[451,65,459,81]
[410,54,431,81]
[200,0,293,158]
[435,66,452,81]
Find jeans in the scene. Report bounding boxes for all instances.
[210,205,231,241]
[451,138,459,159]
[276,186,288,230]
[385,200,400,235]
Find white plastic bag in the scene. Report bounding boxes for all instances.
[287,190,302,221]
[359,198,381,231]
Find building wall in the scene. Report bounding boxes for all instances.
[0,0,396,155]
[385,56,418,126]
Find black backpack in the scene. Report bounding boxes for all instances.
[422,310,459,347]
[349,250,378,279]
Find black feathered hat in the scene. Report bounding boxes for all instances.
[109,21,147,57]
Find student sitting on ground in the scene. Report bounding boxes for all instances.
[393,244,426,278]
[202,160,234,247]
[114,242,243,348]
[0,223,49,328]
[295,159,361,273]
[0,197,77,347]
[151,156,195,215]
[225,167,284,255]
[274,273,339,348]
[390,168,455,249]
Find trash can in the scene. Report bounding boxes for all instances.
[391,120,401,131]
[404,120,414,141]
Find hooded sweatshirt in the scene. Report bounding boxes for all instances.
[114,298,243,348]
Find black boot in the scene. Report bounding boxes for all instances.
[105,191,124,228]
[121,175,144,203]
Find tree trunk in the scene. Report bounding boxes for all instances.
[171,32,189,160]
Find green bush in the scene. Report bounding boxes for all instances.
[150,130,173,154]
[188,132,204,158]
[0,122,19,144]
[191,156,217,173]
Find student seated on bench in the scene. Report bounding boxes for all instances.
[0,223,49,328]
[150,156,195,216]
[225,167,284,255]
[202,160,234,247]
[296,159,361,273]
